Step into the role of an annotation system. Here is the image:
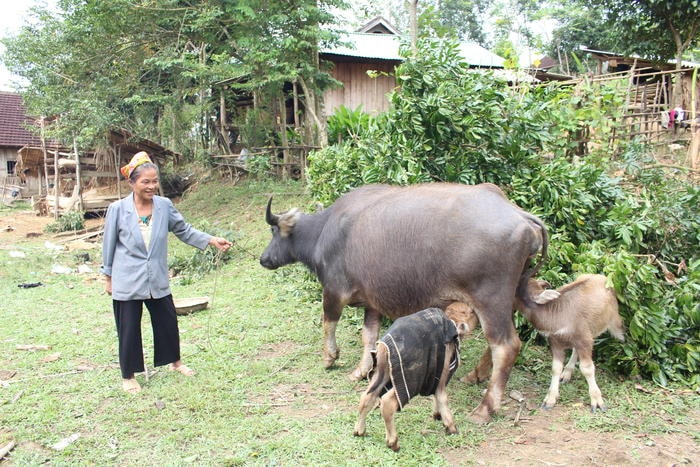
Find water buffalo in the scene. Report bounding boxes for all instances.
[260,182,548,423]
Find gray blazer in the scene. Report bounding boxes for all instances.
[101,193,211,301]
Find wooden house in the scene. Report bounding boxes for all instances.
[320,17,506,116]
[15,128,178,215]
[0,91,61,204]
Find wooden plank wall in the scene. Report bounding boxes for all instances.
[323,61,397,116]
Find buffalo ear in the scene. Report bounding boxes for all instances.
[278,208,300,237]
[266,197,279,226]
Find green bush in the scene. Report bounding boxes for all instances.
[306,36,699,388]
[44,210,85,233]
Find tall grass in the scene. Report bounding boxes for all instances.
[0,179,697,465]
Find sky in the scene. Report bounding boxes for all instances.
[0,0,55,92]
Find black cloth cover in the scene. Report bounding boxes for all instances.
[375,307,460,410]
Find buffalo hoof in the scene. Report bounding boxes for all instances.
[446,426,459,435]
[540,402,553,410]
[387,441,400,452]
[323,350,339,369]
[353,429,366,437]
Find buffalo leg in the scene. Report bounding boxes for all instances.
[577,346,606,412]
[542,342,566,409]
[560,348,578,383]
[322,291,344,368]
[381,389,401,451]
[469,307,521,424]
[462,347,492,384]
[352,308,382,380]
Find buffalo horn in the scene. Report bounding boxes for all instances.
[265,197,279,225]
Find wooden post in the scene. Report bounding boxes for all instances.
[689,67,699,169]
[279,95,290,179]
[73,137,83,212]
[40,117,50,200]
[220,88,230,152]
[115,146,122,199]
[53,149,59,219]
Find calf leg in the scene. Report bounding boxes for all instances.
[578,347,606,412]
[352,308,382,381]
[542,343,566,409]
[462,347,492,384]
[560,348,578,383]
[354,347,390,437]
[432,344,458,435]
[381,389,401,451]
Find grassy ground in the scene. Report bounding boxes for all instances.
[1,178,698,466]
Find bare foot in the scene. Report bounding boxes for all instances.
[122,378,141,394]
[169,363,196,376]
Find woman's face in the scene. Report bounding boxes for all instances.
[130,167,159,201]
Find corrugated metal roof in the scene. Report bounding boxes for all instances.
[0,92,43,148]
[321,32,505,68]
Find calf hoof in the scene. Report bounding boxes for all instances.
[540,401,555,410]
[349,367,368,381]
[446,425,459,435]
[433,412,442,421]
[353,429,366,437]
[387,441,400,452]
[590,404,607,413]
[460,373,478,385]
[468,405,492,425]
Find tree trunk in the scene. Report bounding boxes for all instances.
[409,0,418,54]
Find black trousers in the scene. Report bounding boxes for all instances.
[113,295,181,379]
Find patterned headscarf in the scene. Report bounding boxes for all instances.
[120,151,153,179]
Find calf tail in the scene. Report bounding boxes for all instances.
[609,315,626,342]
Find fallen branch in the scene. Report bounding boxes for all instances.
[0,440,16,459]
[16,344,51,351]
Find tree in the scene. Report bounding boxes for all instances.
[547,0,700,95]
[1,0,345,156]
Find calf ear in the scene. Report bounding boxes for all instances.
[456,322,471,339]
[534,289,560,305]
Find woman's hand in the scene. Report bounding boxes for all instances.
[105,275,112,295]
[209,236,233,252]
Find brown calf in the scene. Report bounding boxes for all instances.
[353,305,476,451]
[462,274,625,412]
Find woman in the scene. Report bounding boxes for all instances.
[101,152,231,394]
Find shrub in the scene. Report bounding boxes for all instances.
[44,210,85,233]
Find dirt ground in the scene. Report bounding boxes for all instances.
[0,208,104,246]
[2,209,699,466]
[445,388,700,466]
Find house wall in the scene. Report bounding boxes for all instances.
[0,148,17,178]
[323,60,397,116]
